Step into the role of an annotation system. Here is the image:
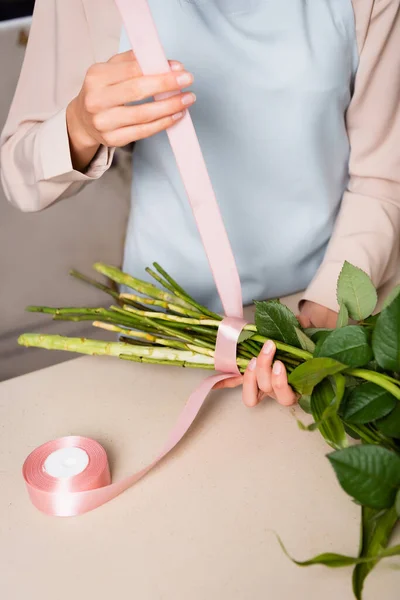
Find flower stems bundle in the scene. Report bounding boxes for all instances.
[19,261,400,598]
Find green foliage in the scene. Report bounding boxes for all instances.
[342,382,397,424]
[352,506,399,600]
[372,293,400,372]
[304,328,332,343]
[376,403,400,439]
[288,358,346,395]
[255,300,300,346]
[337,302,349,328]
[396,491,400,518]
[295,327,316,353]
[274,528,400,577]
[310,378,347,450]
[328,446,400,509]
[337,262,377,321]
[314,326,372,368]
[298,394,312,414]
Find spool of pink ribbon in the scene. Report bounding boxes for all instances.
[23,364,244,517]
[22,0,247,517]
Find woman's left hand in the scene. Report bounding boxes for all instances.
[213,301,337,407]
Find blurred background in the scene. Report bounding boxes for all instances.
[0,3,130,381]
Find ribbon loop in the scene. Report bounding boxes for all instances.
[215,317,248,375]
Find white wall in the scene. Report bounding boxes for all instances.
[0,19,130,380]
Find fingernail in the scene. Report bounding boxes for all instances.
[273,361,282,375]
[248,358,257,371]
[262,340,275,355]
[170,61,184,71]
[182,92,196,106]
[177,73,193,86]
[172,111,184,121]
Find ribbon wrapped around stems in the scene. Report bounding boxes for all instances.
[22,0,248,516]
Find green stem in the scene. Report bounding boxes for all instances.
[92,322,189,351]
[119,354,217,369]
[122,305,221,327]
[345,424,385,446]
[152,263,221,320]
[348,369,400,400]
[379,373,400,386]
[244,339,264,355]
[17,334,253,373]
[69,269,120,300]
[93,263,194,311]
[52,312,142,330]
[26,306,111,315]
[250,334,312,361]
[346,423,398,451]
[119,336,156,347]
[145,267,181,297]
[119,306,310,364]
[153,262,194,302]
[119,309,216,351]
[18,334,216,366]
[120,293,203,318]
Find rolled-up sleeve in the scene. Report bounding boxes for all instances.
[302,0,400,312]
[0,0,114,213]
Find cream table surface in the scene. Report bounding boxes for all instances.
[1,300,399,600]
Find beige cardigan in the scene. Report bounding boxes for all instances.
[1,0,400,312]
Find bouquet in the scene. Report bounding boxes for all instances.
[19,261,400,598]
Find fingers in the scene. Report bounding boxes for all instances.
[255,340,275,394]
[92,92,196,131]
[108,50,136,64]
[168,60,185,72]
[243,358,259,407]
[94,52,184,86]
[270,361,298,406]
[80,53,191,148]
[108,51,183,72]
[103,110,186,146]
[90,53,142,84]
[105,71,194,108]
[242,341,298,408]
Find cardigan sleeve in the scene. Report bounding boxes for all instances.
[301,0,400,311]
[0,0,115,213]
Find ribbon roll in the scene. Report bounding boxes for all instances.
[23,437,111,516]
[22,0,249,516]
[23,372,239,516]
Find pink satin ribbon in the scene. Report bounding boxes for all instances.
[116,0,243,318]
[22,0,248,516]
[215,317,248,375]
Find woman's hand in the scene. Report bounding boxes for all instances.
[214,301,337,407]
[297,300,338,329]
[66,50,195,171]
[215,340,300,406]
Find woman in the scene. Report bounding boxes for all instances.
[1,0,400,407]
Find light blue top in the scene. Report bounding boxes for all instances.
[120,0,358,312]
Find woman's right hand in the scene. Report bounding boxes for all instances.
[66,50,195,171]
